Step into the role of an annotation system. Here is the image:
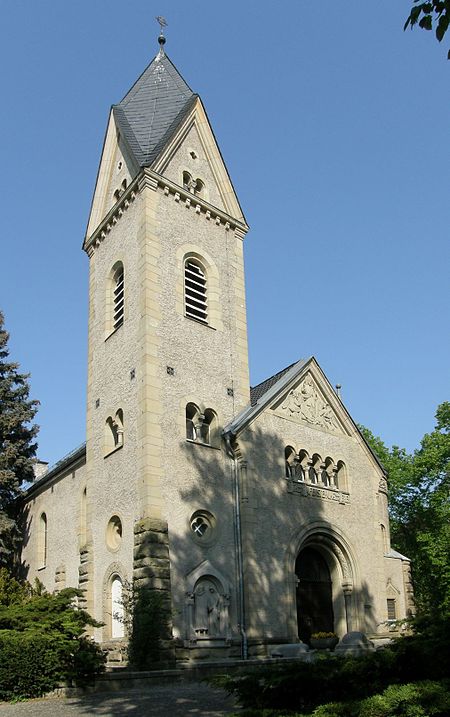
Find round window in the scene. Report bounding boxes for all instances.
[106,515,122,551]
[189,510,217,545]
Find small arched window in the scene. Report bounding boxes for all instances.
[38,512,47,568]
[297,450,309,482]
[186,404,216,445]
[183,171,193,191]
[184,259,207,323]
[111,576,124,639]
[105,409,124,455]
[186,403,199,440]
[285,446,296,478]
[194,178,205,197]
[310,454,322,484]
[335,460,348,491]
[322,457,335,487]
[201,409,216,445]
[112,264,124,331]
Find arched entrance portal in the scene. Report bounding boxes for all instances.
[296,547,334,642]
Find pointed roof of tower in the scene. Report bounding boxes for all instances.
[113,49,197,167]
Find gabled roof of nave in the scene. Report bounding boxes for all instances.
[113,48,198,168]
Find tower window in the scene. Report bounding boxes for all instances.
[194,179,205,197]
[184,260,207,323]
[105,409,124,455]
[186,404,217,445]
[113,265,124,330]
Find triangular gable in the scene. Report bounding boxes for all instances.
[271,369,348,436]
[224,357,386,476]
[151,97,246,222]
[85,110,140,242]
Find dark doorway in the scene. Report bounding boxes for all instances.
[296,546,334,642]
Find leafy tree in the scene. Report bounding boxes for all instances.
[0,311,39,566]
[405,1,450,58]
[360,402,450,614]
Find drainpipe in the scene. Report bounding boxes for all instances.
[225,433,248,660]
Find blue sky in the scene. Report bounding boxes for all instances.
[1,1,448,466]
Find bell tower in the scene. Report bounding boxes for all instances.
[82,27,250,645]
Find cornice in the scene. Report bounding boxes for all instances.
[84,168,249,257]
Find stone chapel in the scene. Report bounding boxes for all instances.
[21,32,414,661]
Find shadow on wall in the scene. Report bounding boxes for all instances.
[169,421,377,651]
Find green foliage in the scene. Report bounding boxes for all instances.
[404,1,450,58]
[0,569,105,700]
[120,580,169,669]
[218,616,450,714]
[0,311,39,566]
[235,681,450,717]
[359,402,450,615]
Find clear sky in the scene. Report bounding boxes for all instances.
[1,1,448,467]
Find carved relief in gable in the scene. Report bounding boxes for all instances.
[279,375,344,434]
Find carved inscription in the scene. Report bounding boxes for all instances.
[286,478,350,504]
[280,375,342,433]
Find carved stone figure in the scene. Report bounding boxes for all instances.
[281,375,342,433]
[193,578,222,637]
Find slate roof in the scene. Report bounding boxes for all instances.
[250,361,300,406]
[26,443,87,497]
[113,50,197,167]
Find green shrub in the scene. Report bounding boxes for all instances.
[0,631,64,700]
[232,680,450,717]
[0,570,105,700]
[217,615,450,713]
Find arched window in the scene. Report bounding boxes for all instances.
[186,404,216,445]
[297,450,309,482]
[335,460,348,491]
[38,512,47,568]
[105,409,124,455]
[194,178,205,197]
[201,409,216,445]
[112,264,124,330]
[322,457,335,487]
[310,454,322,484]
[186,403,199,440]
[184,259,207,323]
[111,576,124,639]
[285,446,296,478]
[183,171,193,191]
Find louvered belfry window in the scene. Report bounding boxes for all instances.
[184,260,207,323]
[113,266,124,330]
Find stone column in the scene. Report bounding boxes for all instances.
[133,517,175,665]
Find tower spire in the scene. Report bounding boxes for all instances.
[156,16,167,57]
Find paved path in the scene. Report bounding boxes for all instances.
[0,682,238,717]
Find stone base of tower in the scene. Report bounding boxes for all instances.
[131,517,176,667]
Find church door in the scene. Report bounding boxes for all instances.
[295,547,334,642]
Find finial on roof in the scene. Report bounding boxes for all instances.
[156,16,167,54]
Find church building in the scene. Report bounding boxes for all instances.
[21,31,414,661]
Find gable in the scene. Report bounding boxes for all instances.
[151,97,245,222]
[271,370,349,437]
[85,111,139,241]
[159,123,226,212]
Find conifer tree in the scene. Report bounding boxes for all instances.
[0,312,39,566]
